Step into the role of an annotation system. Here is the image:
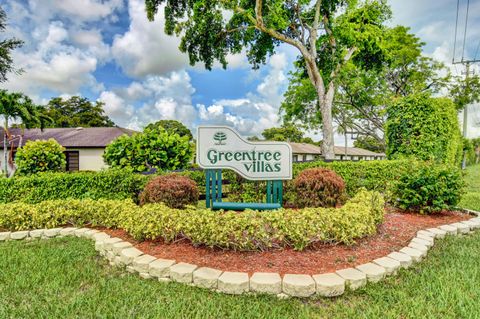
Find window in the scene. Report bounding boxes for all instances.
[302,155,307,162]
[293,155,298,162]
[65,151,79,171]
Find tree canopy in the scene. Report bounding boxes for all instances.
[38,96,115,128]
[0,90,49,176]
[0,6,23,83]
[260,124,316,144]
[144,0,392,159]
[281,25,448,149]
[145,120,193,140]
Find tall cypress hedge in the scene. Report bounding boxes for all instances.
[385,93,463,165]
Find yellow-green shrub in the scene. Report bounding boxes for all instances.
[0,190,384,251]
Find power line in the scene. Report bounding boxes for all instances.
[461,0,470,61]
[474,40,480,61]
[453,0,460,63]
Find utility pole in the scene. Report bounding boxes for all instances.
[462,62,470,169]
[452,0,480,169]
[453,60,478,169]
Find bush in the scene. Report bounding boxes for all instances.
[293,168,346,208]
[0,190,384,251]
[385,93,463,165]
[392,163,464,213]
[103,126,192,173]
[15,139,66,175]
[139,174,199,208]
[0,170,148,204]
[0,199,138,231]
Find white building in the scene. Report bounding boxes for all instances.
[288,142,386,162]
[0,127,136,174]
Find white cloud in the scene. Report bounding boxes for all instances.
[28,0,124,22]
[111,0,190,77]
[98,71,197,130]
[4,22,101,95]
[2,0,120,96]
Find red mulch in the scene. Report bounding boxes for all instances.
[100,210,470,275]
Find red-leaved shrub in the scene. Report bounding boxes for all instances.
[294,168,346,208]
[139,174,199,208]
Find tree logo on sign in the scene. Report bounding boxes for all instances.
[213,132,227,145]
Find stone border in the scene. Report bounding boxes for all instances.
[1,213,479,298]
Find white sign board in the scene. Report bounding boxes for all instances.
[196,126,292,180]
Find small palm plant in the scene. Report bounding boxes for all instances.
[0,90,52,177]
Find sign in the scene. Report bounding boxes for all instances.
[196,126,292,180]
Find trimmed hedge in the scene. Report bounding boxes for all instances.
[224,160,413,204]
[386,94,463,165]
[0,170,148,204]
[0,189,384,251]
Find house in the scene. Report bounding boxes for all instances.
[0,127,136,173]
[288,142,386,162]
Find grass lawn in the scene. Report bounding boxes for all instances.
[1,165,479,318]
[460,164,480,211]
[1,232,480,318]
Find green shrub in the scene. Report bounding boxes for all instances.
[392,163,464,213]
[293,168,346,208]
[0,170,148,203]
[0,190,384,251]
[139,174,199,208]
[0,199,138,231]
[385,93,463,165]
[15,139,66,175]
[103,126,192,173]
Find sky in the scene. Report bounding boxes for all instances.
[1,0,480,144]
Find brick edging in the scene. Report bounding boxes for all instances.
[1,213,479,298]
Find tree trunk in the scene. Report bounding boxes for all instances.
[3,118,8,177]
[318,84,336,160]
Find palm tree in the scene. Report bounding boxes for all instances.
[0,90,47,177]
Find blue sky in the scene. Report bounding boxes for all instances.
[2,0,480,142]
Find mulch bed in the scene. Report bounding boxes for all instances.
[101,210,470,275]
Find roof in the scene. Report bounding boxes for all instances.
[288,142,322,155]
[288,142,385,157]
[333,146,386,157]
[0,127,138,149]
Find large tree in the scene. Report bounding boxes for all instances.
[281,26,448,149]
[0,6,23,82]
[144,0,391,159]
[39,96,115,128]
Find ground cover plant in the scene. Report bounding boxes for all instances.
[0,189,384,251]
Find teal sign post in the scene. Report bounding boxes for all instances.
[196,126,292,210]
